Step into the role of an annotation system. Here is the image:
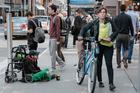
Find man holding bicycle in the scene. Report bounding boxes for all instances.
[77,7,118,91]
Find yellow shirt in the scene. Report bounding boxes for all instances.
[99,22,113,47]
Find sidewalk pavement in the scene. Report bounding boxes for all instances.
[0,43,139,93]
[38,47,139,93]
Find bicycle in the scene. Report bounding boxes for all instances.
[76,37,99,93]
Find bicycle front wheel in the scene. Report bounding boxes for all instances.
[76,51,85,85]
[88,59,97,93]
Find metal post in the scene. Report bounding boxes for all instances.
[7,13,13,75]
[28,0,32,11]
[33,0,36,15]
[24,0,26,16]
[67,0,70,17]
[138,38,140,92]
[45,0,48,15]
[9,0,12,13]
[22,0,24,16]
[65,0,70,48]
[121,0,125,4]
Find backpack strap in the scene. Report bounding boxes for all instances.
[53,16,58,31]
[53,16,57,24]
[30,19,38,28]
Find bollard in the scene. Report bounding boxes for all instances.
[138,38,140,93]
[7,13,13,76]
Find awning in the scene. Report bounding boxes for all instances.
[70,4,95,8]
[0,4,10,8]
[35,4,45,10]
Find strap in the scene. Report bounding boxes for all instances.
[30,19,38,28]
[53,16,58,31]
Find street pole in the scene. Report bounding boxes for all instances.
[24,0,26,16]
[9,0,12,12]
[121,0,125,4]
[67,0,70,17]
[7,13,13,76]
[28,0,31,12]
[33,0,36,15]
[65,0,70,48]
[138,37,140,93]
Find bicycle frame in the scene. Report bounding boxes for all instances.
[83,42,97,75]
[76,37,99,93]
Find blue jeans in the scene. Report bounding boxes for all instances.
[122,38,134,61]
[128,38,134,61]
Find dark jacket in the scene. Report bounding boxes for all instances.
[50,15,61,41]
[114,12,134,36]
[79,17,118,42]
[73,16,87,35]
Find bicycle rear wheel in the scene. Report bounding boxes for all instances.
[76,51,85,85]
[88,59,97,93]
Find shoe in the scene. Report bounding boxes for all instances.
[117,65,121,68]
[99,82,105,88]
[128,60,132,64]
[109,84,116,91]
[122,59,128,69]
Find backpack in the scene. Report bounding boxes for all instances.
[53,16,68,36]
[31,19,45,43]
[60,17,68,30]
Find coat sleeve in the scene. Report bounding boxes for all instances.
[79,21,94,38]
[109,19,119,42]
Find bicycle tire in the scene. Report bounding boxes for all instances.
[76,51,85,85]
[88,59,97,93]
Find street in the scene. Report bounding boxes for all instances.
[0,25,139,93]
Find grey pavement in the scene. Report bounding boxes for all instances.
[0,35,139,93]
[0,24,4,33]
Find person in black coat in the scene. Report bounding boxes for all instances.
[72,9,87,45]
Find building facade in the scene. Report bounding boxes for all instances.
[103,0,140,16]
[103,0,118,16]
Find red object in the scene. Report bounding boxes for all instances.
[20,24,27,30]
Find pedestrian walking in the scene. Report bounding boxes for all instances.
[125,5,139,63]
[72,9,87,45]
[26,11,41,51]
[114,5,134,68]
[48,4,65,71]
[78,7,118,91]
[57,12,66,62]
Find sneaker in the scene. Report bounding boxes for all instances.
[122,59,128,69]
[109,84,116,91]
[117,65,121,68]
[128,60,132,64]
[99,82,105,88]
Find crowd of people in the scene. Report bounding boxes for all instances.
[25,3,140,92]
